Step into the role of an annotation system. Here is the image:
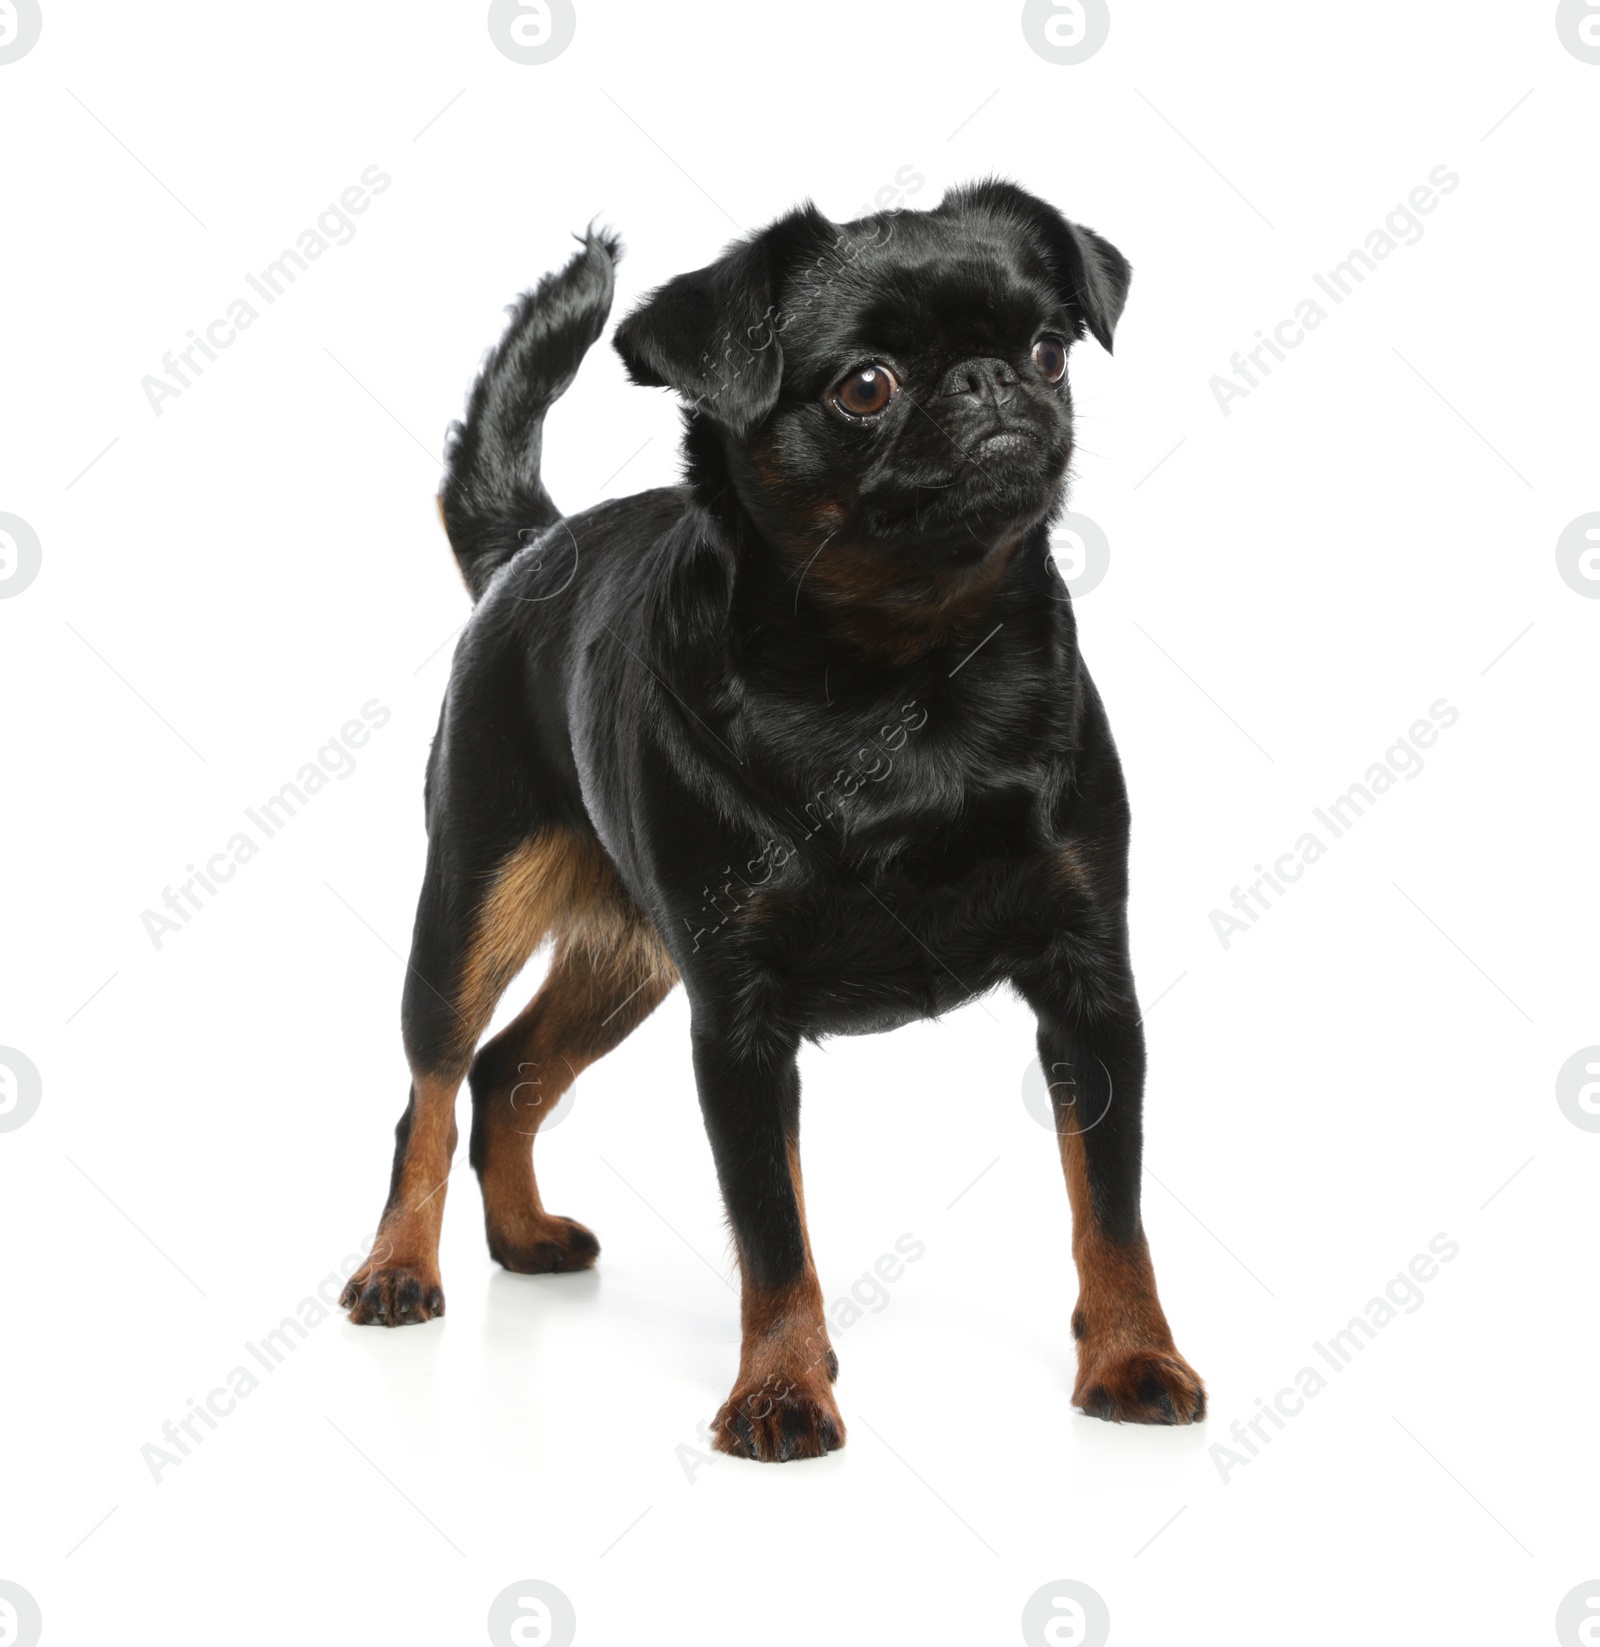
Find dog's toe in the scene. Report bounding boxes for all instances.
[712,1378,845,1462]
[341,1264,445,1327]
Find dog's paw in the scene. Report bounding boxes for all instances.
[487,1214,599,1274]
[340,1263,445,1327]
[1074,1348,1206,1425]
[712,1376,846,1462]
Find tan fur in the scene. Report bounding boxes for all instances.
[471,918,678,1272]
[340,1072,459,1323]
[451,831,613,1069]
[792,532,1023,664]
[1058,1116,1205,1422]
[347,827,680,1316]
[1052,841,1095,892]
[711,1136,843,1459]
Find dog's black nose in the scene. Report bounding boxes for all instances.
[939,358,1020,401]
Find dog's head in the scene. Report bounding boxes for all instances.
[614,181,1128,578]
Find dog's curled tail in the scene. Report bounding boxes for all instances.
[439,226,621,602]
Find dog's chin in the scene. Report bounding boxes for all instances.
[859,443,1066,558]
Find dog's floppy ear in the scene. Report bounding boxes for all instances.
[944,179,1131,353]
[614,203,835,434]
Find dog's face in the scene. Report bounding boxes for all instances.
[615,181,1129,575]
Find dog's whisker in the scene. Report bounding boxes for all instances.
[790,529,838,614]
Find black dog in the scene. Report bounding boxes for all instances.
[341,180,1204,1460]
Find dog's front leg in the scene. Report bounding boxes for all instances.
[690,1012,843,1462]
[1018,969,1206,1425]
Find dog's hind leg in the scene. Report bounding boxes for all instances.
[468,873,677,1273]
[342,827,603,1326]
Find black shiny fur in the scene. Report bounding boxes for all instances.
[398,181,1167,1433]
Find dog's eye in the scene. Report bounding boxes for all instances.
[1032,335,1068,383]
[830,364,898,418]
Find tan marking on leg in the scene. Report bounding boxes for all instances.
[713,1137,843,1460]
[442,829,612,1074]
[1059,1121,1205,1423]
[350,828,646,1322]
[468,849,679,1273]
[342,1073,459,1325]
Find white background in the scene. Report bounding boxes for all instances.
[3,3,1597,1643]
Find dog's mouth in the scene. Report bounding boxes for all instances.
[950,422,1069,495]
[969,427,1040,461]
[846,413,1070,551]
[945,414,1063,469]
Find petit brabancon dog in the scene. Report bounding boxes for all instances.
[340,180,1205,1459]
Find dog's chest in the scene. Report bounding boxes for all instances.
[764,672,1065,850]
[738,862,1034,1037]
[734,767,1064,1037]
[717,648,1082,1032]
